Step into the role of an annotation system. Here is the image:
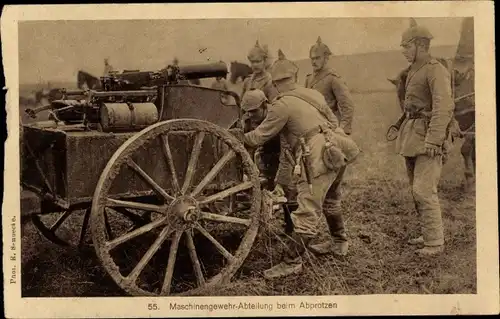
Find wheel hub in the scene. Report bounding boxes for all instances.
[168,196,200,223]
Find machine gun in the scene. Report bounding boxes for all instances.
[25,61,228,132]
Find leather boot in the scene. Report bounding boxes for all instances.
[263,232,310,280]
[309,201,348,256]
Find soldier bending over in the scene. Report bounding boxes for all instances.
[232,56,360,279]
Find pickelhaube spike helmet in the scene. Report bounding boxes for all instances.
[400,18,434,46]
[310,36,332,57]
[270,49,299,81]
[248,40,269,61]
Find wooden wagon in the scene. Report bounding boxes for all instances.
[20,61,281,296]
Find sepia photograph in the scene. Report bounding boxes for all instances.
[2,2,498,318]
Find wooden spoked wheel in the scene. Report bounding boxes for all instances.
[90,119,262,296]
[31,207,153,249]
[30,209,91,248]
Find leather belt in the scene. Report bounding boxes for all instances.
[405,111,429,120]
[303,126,323,141]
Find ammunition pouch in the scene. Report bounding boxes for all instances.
[302,123,360,172]
[322,142,347,171]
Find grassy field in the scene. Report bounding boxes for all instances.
[20,85,476,296]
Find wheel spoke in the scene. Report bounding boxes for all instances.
[181,131,206,194]
[126,224,171,284]
[49,211,72,231]
[104,208,114,240]
[197,181,254,205]
[106,198,166,213]
[105,216,167,250]
[127,158,174,202]
[185,230,205,287]
[78,208,91,249]
[200,211,251,226]
[161,230,183,295]
[194,222,234,261]
[110,207,150,227]
[160,134,181,194]
[190,150,236,198]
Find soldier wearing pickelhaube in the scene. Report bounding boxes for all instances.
[237,54,360,279]
[242,40,279,101]
[395,18,455,256]
[305,36,355,135]
[303,37,356,256]
[241,42,281,190]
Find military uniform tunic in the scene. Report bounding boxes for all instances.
[244,86,349,236]
[305,68,355,134]
[395,55,454,247]
[395,56,455,157]
[241,71,281,189]
[242,71,279,102]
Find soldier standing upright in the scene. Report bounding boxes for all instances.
[305,36,355,135]
[233,55,360,279]
[304,37,356,256]
[395,19,455,256]
[242,41,279,101]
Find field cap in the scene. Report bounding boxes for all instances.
[241,89,268,111]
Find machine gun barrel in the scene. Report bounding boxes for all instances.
[89,89,157,98]
[62,89,87,96]
[25,104,53,118]
[177,61,228,80]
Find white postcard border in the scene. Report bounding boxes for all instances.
[2,2,498,318]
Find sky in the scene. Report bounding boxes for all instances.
[18,17,465,84]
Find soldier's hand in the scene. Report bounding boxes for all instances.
[425,143,442,157]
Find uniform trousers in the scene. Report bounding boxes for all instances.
[291,166,347,238]
[405,155,445,246]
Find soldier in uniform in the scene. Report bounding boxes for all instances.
[305,36,355,135]
[395,20,455,256]
[234,56,360,279]
[240,42,281,190]
[304,37,356,256]
[242,41,279,101]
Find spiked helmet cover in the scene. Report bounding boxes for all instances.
[270,49,299,81]
[248,40,269,61]
[401,18,434,46]
[309,36,332,57]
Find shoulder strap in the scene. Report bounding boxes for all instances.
[279,90,337,125]
[308,69,332,88]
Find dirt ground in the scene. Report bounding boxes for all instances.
[20,89,476,297]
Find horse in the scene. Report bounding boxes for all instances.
[387,56,475,191]
[77,70,102,90]
[229,61,252,84]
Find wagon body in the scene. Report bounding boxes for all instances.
[20,61,278,297]
[21,84,243,212]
